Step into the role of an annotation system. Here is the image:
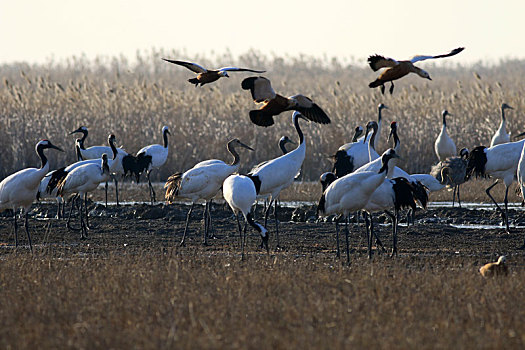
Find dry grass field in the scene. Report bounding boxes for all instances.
[1,52,525,349]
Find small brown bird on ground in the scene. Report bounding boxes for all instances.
[162,59,266,86]
[241,76,331,127]
[479,256,508,277]
[368,47,465,94]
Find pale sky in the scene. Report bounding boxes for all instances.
[1,0,523,66]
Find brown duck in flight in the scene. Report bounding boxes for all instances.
[368,47,464,94]
[241,76,331,127]
[162,59,266,87]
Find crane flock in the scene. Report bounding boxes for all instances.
[2,45,525,259]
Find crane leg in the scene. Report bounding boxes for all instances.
[504,185,510,233]
[389,82,395,94]
[179,203,194,247]
[274,200,281,249]
[380,85,385,95]
[241,219,247,261]
[24,212,33,253]
[364,212,372,259]
[263,199,274,228]
[79,197,87,239]
[235,213,242,244]
[147,171,156,204]
[334,215,342,258]
[114,175,119,207]
[485,180,509,232]
[13,210,18,248]
[66,195,81,231]
[344,216,351,265]
[105,181,108,207]
[84,193,90,229]
[202,202,209,246]
[457,185,462,208]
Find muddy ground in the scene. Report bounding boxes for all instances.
[2,189,525,260]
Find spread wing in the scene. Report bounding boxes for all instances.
[290,95,331,125]
[367,55,399,71]
[410,47,465,63]
[241,76,276,102]
[219,67,266,73]
[161,59,208,74]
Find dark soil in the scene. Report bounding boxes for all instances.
[2,199,525,260]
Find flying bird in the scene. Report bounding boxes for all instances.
[241,76,331,127]
[368,47,465,94]
[162,59,266,86]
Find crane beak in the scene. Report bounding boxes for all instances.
[240,142,254,151]
[69,128,82,135]
[515,131,525,139]
[166,130,171,135]
[50,143,64,152]
[427,77,432,81]
[287,139,296,145]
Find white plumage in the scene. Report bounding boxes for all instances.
[317,149,399,263]
[136,126,170,203]
[332,121,380,178]
[434,110,456,161]
[490,103,513,147]
[223,174,269,258]
[467,140,525,232]
[165,139,253,246]
[248,111,307,247]
[57,154,111,238]
[0,140,63,251]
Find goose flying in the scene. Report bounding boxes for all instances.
[368,47,465,94]
[162,59,265,86]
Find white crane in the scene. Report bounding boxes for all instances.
[317,149,399,263]
[164,139,254,246]
[56,154,111,238]
[466,139,525,233]
[490,103,514,147]
[332,121,380,178]
[223,174,269,259]
[357,103,388,148]
[248,111,308,248]
[136,125,171,204]
[70,127,129,206]
[0,140,63,252]
[434,110,456,161]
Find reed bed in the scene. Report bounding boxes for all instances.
[1,50,524,182]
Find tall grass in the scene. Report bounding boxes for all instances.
[1,49,524,181]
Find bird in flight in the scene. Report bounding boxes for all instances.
[162,59,266,87]
[368,47,465,94]
[241,76,331,127]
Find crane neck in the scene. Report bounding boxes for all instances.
[279,140,289,155]
[75,141,84,161]
[442,113,447,128]
[36,144,49,169]
[501,106,507,122]
[78,130,88,150]
[294,114,304,145]
[108,137,118,160]
[227,141,241,166]
[163,129,169,148]
[391,129,400,151]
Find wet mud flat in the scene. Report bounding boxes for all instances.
[1,200,525,260]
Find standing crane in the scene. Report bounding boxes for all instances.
[136,125,171,204]
[434,110,456,161]
[0,140,63,252]
[56,154,111,239]
[165,139,254,246]
[248,112,308,248]
[317,149,400,263]
[223,174,269,259]
[490,103,514,147]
